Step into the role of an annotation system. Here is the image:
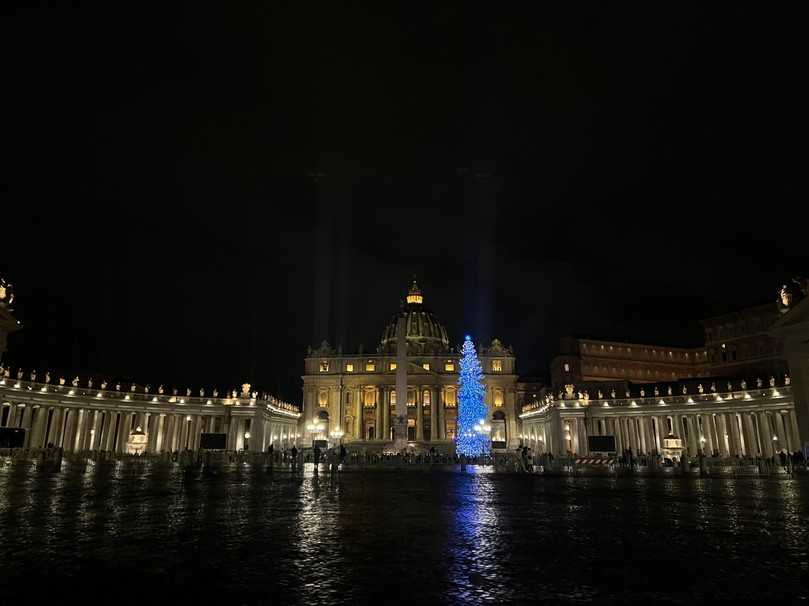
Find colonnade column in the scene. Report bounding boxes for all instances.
[757,412,774,457]
[742,413,758,456]
[20,405,33,447]
[30,406,47,448]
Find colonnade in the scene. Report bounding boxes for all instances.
[522,407,801,458]
[0,398,300,454]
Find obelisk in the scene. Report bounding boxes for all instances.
[393,313,408,450]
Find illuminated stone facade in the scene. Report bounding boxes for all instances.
[520,378,798,458]
[301,281,520,449]
[0,376,300,453]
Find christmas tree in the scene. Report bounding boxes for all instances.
[456,335,490,456]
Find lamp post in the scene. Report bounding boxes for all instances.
[329,429,345,447]
[306,419,324,446]
[244,431,251,451]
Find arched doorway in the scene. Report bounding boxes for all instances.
[491,410,507,448]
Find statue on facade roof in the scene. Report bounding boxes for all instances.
[30,370,37,382]
[610,388,616,398]
[667,386,672,396]
[640,388,645,397]
[72,376,79,387]
[710,382,716,393]
[769,376,775,387]
[785,375,791,386]
[115,383,121,391]
[241,383,251,397]
[698,383,704,394]
[199,388,205,397]
[727,382,732,392]
[186,388,192,396]
[682,385,687,394]
[45,372,51,384]
[654,386,659,397]
[158,385,164,395]
[17,368,23,380]
[58,376,65,385]
[741,380,747,390]
[131,383,137,392]
[598,390,603,399]
[756,377,763,388]
[101,380,107,390]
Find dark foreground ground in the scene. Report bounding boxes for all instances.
[1,459,807,605]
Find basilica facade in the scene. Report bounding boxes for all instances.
[301,281,520,449]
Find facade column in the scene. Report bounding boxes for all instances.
[431,387,440,442]
[416,387,424,441]
[355,387,363,440]
[374,387,383,440]
[438,388,446,439]
[382,387,390,441]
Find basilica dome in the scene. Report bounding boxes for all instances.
[379,280,450,354]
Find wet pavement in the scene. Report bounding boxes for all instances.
[1,459,807,604]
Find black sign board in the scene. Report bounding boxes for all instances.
[200,432,227,450]
[587,435,616,453]
[491,440,507,450]
[0,427,25,448]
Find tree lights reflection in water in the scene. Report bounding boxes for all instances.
[0,460,807,604]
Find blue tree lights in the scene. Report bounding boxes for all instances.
[456,335,490,456]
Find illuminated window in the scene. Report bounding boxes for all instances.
[493,389,504,407]
[389,362,397,371]
[445,387,457,407]
[422,362,430,371]
[407,389,416,407]
[319,361,329,372]
[365,360,376,372]
[423,390,431,406]
[390,390,397,405]
[444,361,455,372]
[363,390,375,408]
[318,391,328,407]
[407,418,416,427]
[346,392,352,404]
[345,363,354,373]
[492,360,503,372]
[564,363,570,372]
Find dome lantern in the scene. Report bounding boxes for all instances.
[406,278,423,305]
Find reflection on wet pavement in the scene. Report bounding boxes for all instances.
[1,460,807,604]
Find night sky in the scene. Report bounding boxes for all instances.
[3,4,804,401]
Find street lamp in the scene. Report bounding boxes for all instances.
[330,429,345,445]
[306,419,325,445]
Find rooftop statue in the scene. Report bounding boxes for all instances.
[45,372,51,384]
[72,376,79,387]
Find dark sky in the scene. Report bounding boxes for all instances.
[2,4,804,401]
